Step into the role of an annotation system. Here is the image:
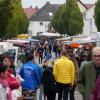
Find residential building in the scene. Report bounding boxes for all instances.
[77,0,97,36]
[28,2,61,36]
[23,6,38,19]
[28,0,97,36]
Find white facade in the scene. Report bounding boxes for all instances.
[82,5,97,36]
[28,21,50,36]
[28,1,97,36]
[77,1,97,36]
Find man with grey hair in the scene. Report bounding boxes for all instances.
[78,47,100,100]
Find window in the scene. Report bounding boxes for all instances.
[49,12,53,16]
[40,22,43,26]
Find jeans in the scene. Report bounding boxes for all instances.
[56,82,70,100]
[39,85,43,100]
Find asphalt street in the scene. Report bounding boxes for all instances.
[37,89,83,100]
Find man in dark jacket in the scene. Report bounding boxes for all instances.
[38,45,44,64]
[78,47,100,100]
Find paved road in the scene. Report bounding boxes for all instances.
[37,89,83,100]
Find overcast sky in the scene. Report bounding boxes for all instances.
[21,0,96,8]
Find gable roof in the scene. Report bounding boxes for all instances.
[30,0,95,21]
[30,2,61,21]
[78,0,95,10]
[24,7,38,19]
[84,4,95,9]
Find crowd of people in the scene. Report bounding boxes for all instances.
[0,39,100,100]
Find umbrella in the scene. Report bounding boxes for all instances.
[69,43,80,48]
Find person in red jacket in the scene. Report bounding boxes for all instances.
[0,64,12,100]
[1,55,20,90]
[90,75,100,100]
[6,71,20,90]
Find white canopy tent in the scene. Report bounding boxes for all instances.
[63,36,96,45]
[38,32,61,37]
[6,39,29,43]
[81,36,95,43]
[56,36,71,41]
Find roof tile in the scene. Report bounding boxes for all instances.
[24,7,38,19]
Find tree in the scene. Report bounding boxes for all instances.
[51,0,84,36]
[0,0,12,38]
[94,0,100,31]
[6,0,29,38]
[0,0,29,39]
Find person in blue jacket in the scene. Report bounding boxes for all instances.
[20,54,42,100]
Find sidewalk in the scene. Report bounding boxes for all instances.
[37,89,83,100]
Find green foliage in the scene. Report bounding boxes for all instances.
[0,0,29,39]
[95,0,100,31]
[0,0,12,38]
[51,0,84,36]
[6,0,29,38]
[18,54,26,63]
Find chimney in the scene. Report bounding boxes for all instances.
[46,2,50,5]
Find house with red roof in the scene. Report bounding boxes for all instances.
[23,6,38,19]
[28,0,97,36]
[77,0,97,36]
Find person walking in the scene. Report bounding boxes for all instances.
[42,60,56,100]
[80,55,89,71]
[53,49,75,100]
[78,47,100,100]
[68,53,79,100]
[19,54,42,100]
[37,45,44,64]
